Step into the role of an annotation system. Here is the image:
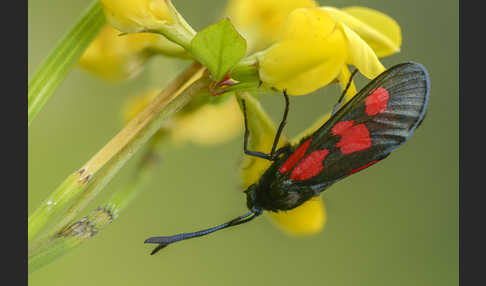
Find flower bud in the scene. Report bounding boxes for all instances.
[101,0,173,33]
[101,0,196,50]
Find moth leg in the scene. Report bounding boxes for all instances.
[269,90,290,160]
[272,145,292,158]
[331,68,359,117]
[242,91,290,161]
[242,99,272,161]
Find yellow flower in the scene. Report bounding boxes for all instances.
[100,0,196,50]
[238,93,326,235]
[258,7,401,95]
[79,25,155,81]
[322,6,401,58]
[121,89,243,146]
[269,197,326,235]
[225,0,318,52]
[79,25,188,81]
[101,0,173,33]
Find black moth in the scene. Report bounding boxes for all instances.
[145,62,430,254]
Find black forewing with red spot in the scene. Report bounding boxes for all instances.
[278,62,430,191]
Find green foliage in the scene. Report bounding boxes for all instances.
[190,18,247,82]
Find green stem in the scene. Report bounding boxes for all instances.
[28,236,80,274]
[229,54,260,84]
[28,62,206,255]
[28,172,88,250]
[29,134,166,273]
[157,24,196,51]
[156,0,197,50]
[28,0,105,127]
[107,134,165,212]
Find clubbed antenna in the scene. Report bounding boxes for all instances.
[144,209,262,255]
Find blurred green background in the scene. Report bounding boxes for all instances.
[28,0,458,285]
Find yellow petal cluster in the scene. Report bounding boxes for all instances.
[258,7,401,95]
[323,6,401,57]
[225,0,318,52]
[79,25,157,81]
[79,25,188,81]
[258,8,349,95]
[101,0,173,33]
[238,93,326,235]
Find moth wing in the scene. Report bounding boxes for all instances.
[279,62,430,190]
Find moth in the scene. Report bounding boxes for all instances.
[145,62,430,254]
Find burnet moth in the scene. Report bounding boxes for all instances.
[145,62,430,255]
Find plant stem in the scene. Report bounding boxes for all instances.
[28,0,105,127]
[49,68,207,239]
[28,236,80,274]
[105,134,165,212]
[156,0,197,50]
[29,134,165,273]
[28,62,206,254]
[80,63,204,177]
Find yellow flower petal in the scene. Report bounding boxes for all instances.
[225,0,318,51]
[269,196,326,235]
[238,93,288,188]
[170,96,244,145]
[79,25,159,81]
[322,6,401,58]
[338,22,386,79]
[290,66,356,144]
[258,8,348,95]
[101,0,173,33]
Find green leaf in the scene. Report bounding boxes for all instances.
[190,18,247,82]
[28,0,105,127]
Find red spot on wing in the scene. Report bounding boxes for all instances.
[332,120,371,154]
[347,160,379,176]
[331,120,354,135]
[279,138,311,173]
[290,149,329,181]
[365,87,390,116]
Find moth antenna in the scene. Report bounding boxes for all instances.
[145,209,262,255]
